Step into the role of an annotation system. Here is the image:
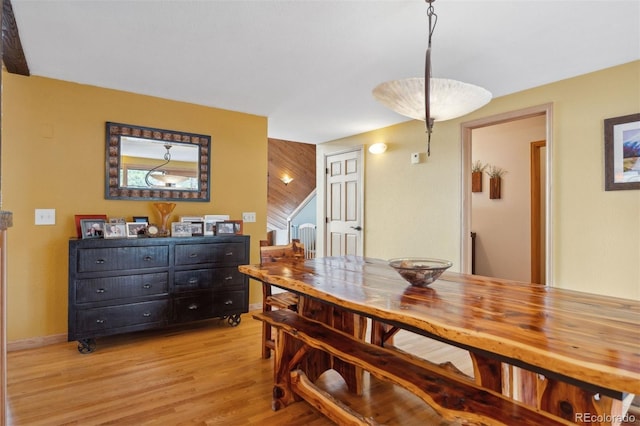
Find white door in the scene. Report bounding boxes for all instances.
[324,149,363,256]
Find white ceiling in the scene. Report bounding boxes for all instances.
[11,0,640,144]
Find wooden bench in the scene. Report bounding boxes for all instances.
[253,309,573,426]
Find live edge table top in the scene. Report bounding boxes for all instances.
[239,256,640,397]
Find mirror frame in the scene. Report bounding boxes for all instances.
[105,122,211,202]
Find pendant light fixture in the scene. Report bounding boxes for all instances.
[373,0,492,155]
[144,144,189,187]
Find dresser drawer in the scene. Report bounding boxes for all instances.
[213,290,246,315]
[77,246,169,272]
[75,300,169,333]
[173,294,215,323]
[74,273,169,304]
[174,267,245,292]
[174,242,245,266]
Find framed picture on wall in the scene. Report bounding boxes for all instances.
[604,113,640,191]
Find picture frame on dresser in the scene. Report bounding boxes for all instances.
[80,219,106,239]
[126,222,147,237]
[171,222,192,237]
[189,221,204,236]
[216,220,243,235]
[204,220,217,236]
[104,223,126,239]
[74,214,107,238]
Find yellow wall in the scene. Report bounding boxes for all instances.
[319,61,640,300]
[1,73,268,341]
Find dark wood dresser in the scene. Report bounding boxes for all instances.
[68,235,250,353]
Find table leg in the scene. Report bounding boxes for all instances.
[469,352,503,393]
[299,297,366,395]
[538,377,626,426]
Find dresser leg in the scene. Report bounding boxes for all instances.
[77,338,96,354]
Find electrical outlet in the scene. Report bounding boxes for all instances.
[242,212,257,223]
[35,208,56,225]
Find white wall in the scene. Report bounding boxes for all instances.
[471,116,546,282]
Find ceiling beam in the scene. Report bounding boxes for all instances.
[2,0,29,76]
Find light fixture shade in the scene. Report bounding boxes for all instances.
[369,142,388,154]
[148,173,189,185]
[373,77,492,122]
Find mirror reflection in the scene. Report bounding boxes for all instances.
[120,137,199,189]
[105,122,211,202]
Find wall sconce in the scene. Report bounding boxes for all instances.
[368,143,388,154]
[281,176,294,185]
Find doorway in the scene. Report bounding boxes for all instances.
[460,104,553,284]
[322,147,364,257]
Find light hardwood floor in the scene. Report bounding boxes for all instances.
[9,312,639,425]
[7,312,473,425]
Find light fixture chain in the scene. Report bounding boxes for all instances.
[425,0,437,156]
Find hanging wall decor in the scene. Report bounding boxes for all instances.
[604,113,640,191]
[486,165,507,199]
[471,160,486,192]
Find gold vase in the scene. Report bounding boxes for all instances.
[153,202,176,236]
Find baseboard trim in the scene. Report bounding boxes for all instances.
[248,302,262,312]
[8,333,67,352]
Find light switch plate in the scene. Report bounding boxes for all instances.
[35,208,56,225]
[411,152,420,164]
[242,212,257,223]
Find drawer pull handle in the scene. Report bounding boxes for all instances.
[96,319,105,324]
[224,300,233,305]
[189,253,198,258]
[188,304,198,310]
[142,312,151,317]
[142,284,151,289]
[95,259,105,264]
[96,288,106,294]
[188,278,199,284]
[143,256,153,261]
[225,252,234,256]
[224,276,233,281]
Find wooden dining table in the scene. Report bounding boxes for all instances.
[239,256,639,425]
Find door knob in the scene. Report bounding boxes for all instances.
[351,226,362,231]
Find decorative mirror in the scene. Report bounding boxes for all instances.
[105,122,210,201]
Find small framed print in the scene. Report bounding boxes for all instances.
[204,214,230,222]
[189,221,204,236]
[126,222,147,238]
[604,113,640,190]
[109,217,126,224]
[104,223,126,239]
[74,214,107,238]
[204,220,217,236]
[171,222,192,237]
[80,219,106,239]
[180,216,204,223]
[133,216,149,223]
[216,220,243,235]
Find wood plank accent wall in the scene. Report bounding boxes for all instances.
[267,138,316,233]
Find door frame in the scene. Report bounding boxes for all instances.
[530,140,546,284]
[316,145,365,258]
[460,103,554,285]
